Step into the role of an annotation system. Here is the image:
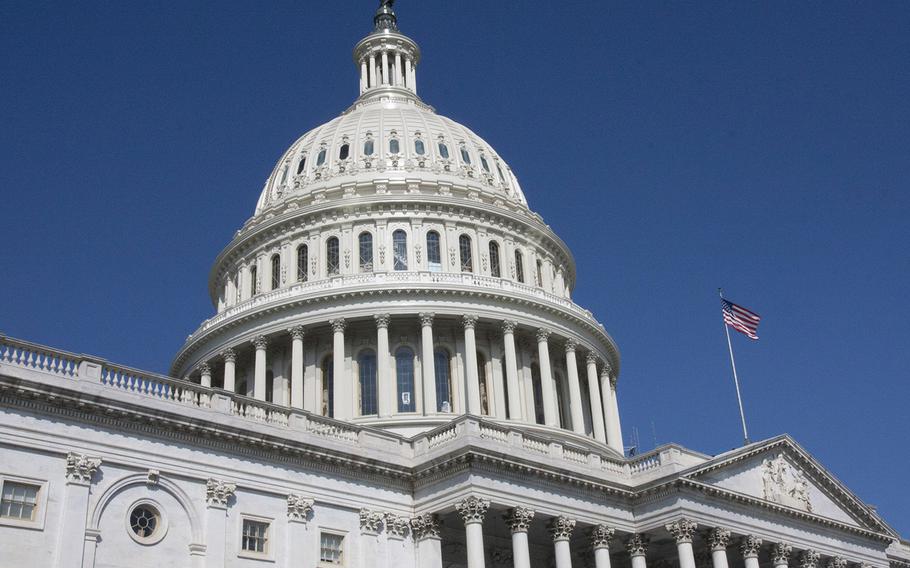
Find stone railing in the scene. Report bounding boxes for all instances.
[0,336,79,379]
[102,363,212,409]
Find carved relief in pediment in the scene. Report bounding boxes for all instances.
[762,454,812,512]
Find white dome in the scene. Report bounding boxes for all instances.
[255,98,528,215]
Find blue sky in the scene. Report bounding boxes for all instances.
[2,1,908,535]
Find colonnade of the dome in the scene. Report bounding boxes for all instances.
[189,311,623,453]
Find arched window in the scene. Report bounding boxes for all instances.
[514,250,525,283]
[389,138,400,154]
[339,143,350,160]
[364,138,375,156]
[358,350,378,416]
[489,241,501,278]
[326,237,340,276]
[536,259,544,287]
[531,363,544,424]
[459,235,473,272]
[480,154,490,173]
[414,138,425,155]
[460,146,471,164]
[496,161,506,182]
[392,230,408,271]
[438,141,449,159]
[296,155,307,175]
[271,254,281,290]
[279,165,289,185]
[358,232,373,272]
[434,349,452,412]
[426,231,441,272]
[477,353,489,415]
[395,347,415,412]
[297,245,308,282]
[316,148,327,166]
[321,356,334,418]
[250,265,258,295]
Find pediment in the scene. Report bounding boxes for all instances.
[684,437,895,536]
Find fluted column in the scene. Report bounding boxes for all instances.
[772,543,793,568]
[601,362,623,454]
[394,52,403,86]
[411,514,443,568]
[375,314,392,417]
[455,496,489,568]
[627,534,650,568]
[666,519,698,568]
[198,363,212,388]
[463,316,481,414]
[708,528,732,568]
[504,507,534,568]
[741,536,763,568]
[330,319,349,419]
[289,326,305,409]
[590,525,614,568]
[381,51,389,85]
[585,353,607,443]
[252,336,268,401]
[536,329,558,427]
[369,54,377,88]
[222,349,236,393]
[550,516,576,568]
[564,341,585,434]
[420,313,437,414]
[502,321,523,420]
[359,60,367,93]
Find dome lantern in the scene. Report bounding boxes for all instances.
[353,0,421,102]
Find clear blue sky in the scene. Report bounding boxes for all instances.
[2,1,908,535]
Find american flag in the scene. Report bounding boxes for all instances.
[722,298,761,340]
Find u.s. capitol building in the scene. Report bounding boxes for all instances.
[1,3,907,568]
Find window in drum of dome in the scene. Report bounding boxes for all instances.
[358,350,377,416]
[459,235,473,272]
[434,349,452,412]
[389,137,400,154]
[250,265,258,295]
[321,357,334,418]
[414,138,425,155]
[438,141,449,159]
[364,138,374,156]
[395,347,416,412]
[279,165,289,185]
[339,143,350,160]
[514,250,525,283]
[359,232,373,272]
[297,245,308,282]
[460,146,471,164]
[392,230,408,271]
[536,259,544,287]
[530,363,545,424]
[480,154,490,173]
[271,254,280,290]
[477,353,489,415]
[317,147,327,166]
[489,241,501,278]
[296,155,307,175]
[426,231,441,272]
[496,161,506,182]
[326,237,340,276]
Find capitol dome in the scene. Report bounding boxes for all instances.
[170,1,624,453]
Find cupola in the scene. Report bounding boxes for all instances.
[353,0,421,102]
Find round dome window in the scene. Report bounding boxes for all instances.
[126,500,167,545]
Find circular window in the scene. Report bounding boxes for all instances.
[125,500,167,545]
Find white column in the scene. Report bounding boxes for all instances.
[741,536,764,568]
[463,315,481,414]
[394,52,403,86]
[708,528,732,568]
[381,51,389,85]
[221,349,236,393]
[549,516,576,568]
[505,507,534,568]
[360,60,368,93]
[359,509,383,564]
[290,326,305,409]
[55,453,101,568]
[502,321,523,420]
[667,519,698,568]
[455,496,489,568]
[204,479,236,568]
[771,542,793,568]
[627,534,649,568]
[198,363,212,388]
[330,319,349,419]
[252,335,268,401]
[419,313,438,414]
[411,514,443,568]
[369,54,377,88]
[287,496,314,567]
[585,353,606,443]
[536,329,558,427]
[564,341,585,434]
[375,314,392,417]
[590,525,615,568]
[601,363,623,454]
[407,59,416,93]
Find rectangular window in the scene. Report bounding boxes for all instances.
[241,519,270,554]
[320,532,344,565]
[1,482,39,521]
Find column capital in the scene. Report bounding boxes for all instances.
[585,352,598,365]
[590,525,614,550]
[772,542,793,565]
[536,328,551,342]
[287,494,314,522]
[741,535,763,559]
[330,318,348,333]
[65,452,101,484]
[288,325,306,340]
[410,513,441,541]
[564,340,578,353]
[385,513,411,539]
[548,516,576,542]
[251,335,269,350]
[418,312,435,327]
[374,313,390,329]
[799,550,820,568]
[826,557,847,568]
[360,508,384,535]
[599,362,613,378]
[503,506,535,534]
[462,314,479,329]
[455,495,489,524]
[197,362,211,375]
[502,320,517,334]
[708,527,732,551]
[221,348,236,363]
[666,518,698,544]
[205,478,236,508]
[626,533,650,557]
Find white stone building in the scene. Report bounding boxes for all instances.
[1,3,908,568]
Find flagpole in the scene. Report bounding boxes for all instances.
[719,288,750,446]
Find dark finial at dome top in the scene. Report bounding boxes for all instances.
[374,0,399,32]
